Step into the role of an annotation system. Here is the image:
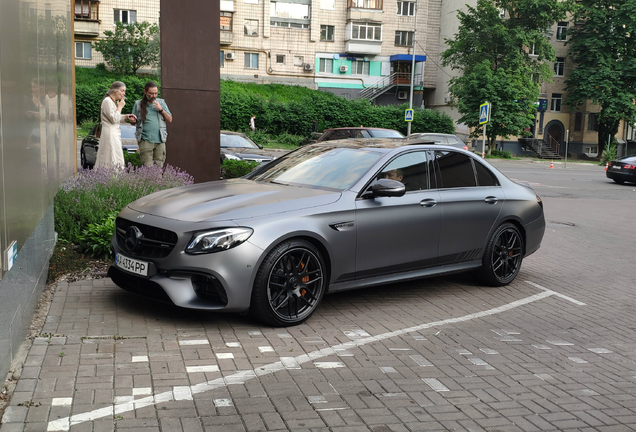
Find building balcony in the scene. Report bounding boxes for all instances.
[220,31,233,45]
[74,20,100,37]
[345,39,382,55]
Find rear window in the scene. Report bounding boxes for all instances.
[435,151,477,188]
[369,129,405,138]
[120,126,136,139]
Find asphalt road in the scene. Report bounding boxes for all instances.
[3,159,636,432]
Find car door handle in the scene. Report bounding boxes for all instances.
[484,196,498,204]
[420,198,437,207]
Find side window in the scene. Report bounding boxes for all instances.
[435,151,477,188]
[329,130,351,140]
[379,151,429,191]
[474,161,499,186]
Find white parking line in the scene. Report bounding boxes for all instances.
[47,283,584,431]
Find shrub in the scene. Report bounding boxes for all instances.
[54,164,193,247]
[488,149,513,159]
[601,141,617,165]
[222,159,260,179]
[78,212,118,260]
[124,151,142,167]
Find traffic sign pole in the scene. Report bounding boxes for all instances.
[482,123,486,158]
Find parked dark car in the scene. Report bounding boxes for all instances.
[80,124,139,169]
[316,127,405,142]
[606,154,636,184]
[220,131,275,164]
[109,139,545,326]
[407,133,469,150]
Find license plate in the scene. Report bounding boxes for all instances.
[613,165,623,170]
[116,253,149,276]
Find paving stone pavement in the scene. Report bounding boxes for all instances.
[2,161,636,432]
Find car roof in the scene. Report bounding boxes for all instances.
[323,127,400,131]
[220,130,248,137]
[309,138,437,150]
[409,133,457,137]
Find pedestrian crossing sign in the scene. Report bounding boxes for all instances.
[405,109,414,122]
[479,102,490,125]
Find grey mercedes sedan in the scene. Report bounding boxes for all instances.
[109,139,545,326]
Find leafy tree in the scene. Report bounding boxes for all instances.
[565,0,636,155]
[94,21,159,75]
[442,0,569,153]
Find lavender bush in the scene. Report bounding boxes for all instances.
[55,164,194,247]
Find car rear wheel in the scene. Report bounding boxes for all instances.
[479,222,523,286]
[250,239,326,326]
[80,150,90,169]
[612,178,625,184]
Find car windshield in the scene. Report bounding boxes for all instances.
[221,134,258,149]
[120,125,136,139]
[248,145,383,190]
[370,130,405,138]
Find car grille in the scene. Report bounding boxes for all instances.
[108,266,173,304]
[116,218,178,259]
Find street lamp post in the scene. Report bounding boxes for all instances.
[407,0,418,136]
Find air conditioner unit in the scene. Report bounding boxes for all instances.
[339,65,348,73]
[397,91,408,100]
[225,52,235,60]
[303,63,314,71]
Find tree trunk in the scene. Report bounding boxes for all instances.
[597,118,619,156]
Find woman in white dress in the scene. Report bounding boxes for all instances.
[95,81,136,169]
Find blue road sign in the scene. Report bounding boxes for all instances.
[479,102,490,125]
[405,109,414,122]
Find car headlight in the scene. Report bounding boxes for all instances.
[224,153,241,160]
[186,228,253,254]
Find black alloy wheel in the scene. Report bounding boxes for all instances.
[480,222,524,286]
[80,150,89,169]
[251,239,326,326]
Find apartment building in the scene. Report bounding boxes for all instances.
[74,0,160,68]
[220,0,441,105]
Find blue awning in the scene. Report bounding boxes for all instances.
[390,54,426,62]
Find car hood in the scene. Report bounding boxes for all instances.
[127,179,341,222]
[222,148,274,160]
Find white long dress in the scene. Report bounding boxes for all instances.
[95,97,126,169]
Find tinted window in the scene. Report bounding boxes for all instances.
[324,130,352,141]
[370,129,405,138]
[378,151,429,191]
[474,161,499,186]
[435,151,476,188]
[120,126,136,139]
[249,145,383,191]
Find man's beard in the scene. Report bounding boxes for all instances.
[147,96,156,103]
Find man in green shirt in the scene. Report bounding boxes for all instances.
[131,81,173,167]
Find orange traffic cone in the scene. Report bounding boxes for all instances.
[550,160,554,169]
[605,162,609,171]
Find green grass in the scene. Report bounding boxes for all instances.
[262,142,299,151]
[77,119,98,139]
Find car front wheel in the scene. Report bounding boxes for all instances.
[250,239,326,326]
[80,150,89,169]
[479,222,524,286]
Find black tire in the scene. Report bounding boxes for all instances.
[80,150,90,169]
[479,222,524,287]
[250,239,326,326]
[613,178,625,184]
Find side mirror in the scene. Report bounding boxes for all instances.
[257,143,263,149]
[371,178,406,197]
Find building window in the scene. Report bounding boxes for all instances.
[556,21,568,41]
[348,0,383,10]
[574,112,582,131]
[276,54,286,64]
[220,12,233,31]
[320,25,335,41]
[220,51,224,68]
[114,9,136,24]
[293,56,304,66]
[319,58,333,73]
[75,41,91,59]
[244,19,259,36]
[270,2,310,23]
[394,30,413,46]
[75,0,98,20]
[551,93,562,112]
[397,1,414,16]
[554,57,565,76]
[351,60,369,75]
[351,22,382,41]
[588,113,598,131]
[244,52,259,69]
[321,0,335,9]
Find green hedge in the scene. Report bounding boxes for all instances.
[75,67,455,136]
